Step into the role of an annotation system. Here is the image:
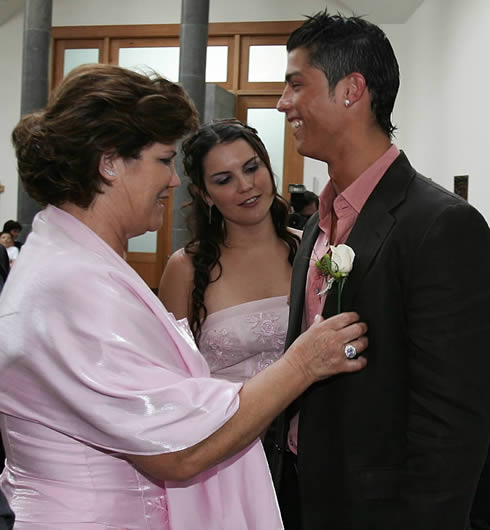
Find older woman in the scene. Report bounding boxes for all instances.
[0,64,367,530]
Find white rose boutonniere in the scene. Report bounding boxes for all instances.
[315,244,355,313]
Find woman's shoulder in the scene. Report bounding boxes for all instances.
[167,247,193,269]
[159,248,195,317]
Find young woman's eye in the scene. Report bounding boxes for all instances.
[215,175,231,185]
[244,164,258,174]
[160,158,173,166]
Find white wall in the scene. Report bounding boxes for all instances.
[0,9,22,226]
[397,0,490,221]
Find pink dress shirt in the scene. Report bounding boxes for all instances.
[304,144,400,328]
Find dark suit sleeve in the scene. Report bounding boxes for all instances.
[403,202,490,528]
[0,488,14,530]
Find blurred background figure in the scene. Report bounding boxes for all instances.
[0,233,18,267]
[1,221,23,251]
[288,185,319,229]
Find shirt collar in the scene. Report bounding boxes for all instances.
[319,144,400,221]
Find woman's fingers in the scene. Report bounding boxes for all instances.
[314,311,362,331]
[339,355,368,373]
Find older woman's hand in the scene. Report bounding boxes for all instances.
[284,312,367,385]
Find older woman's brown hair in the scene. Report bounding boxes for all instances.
[12,63,199,208]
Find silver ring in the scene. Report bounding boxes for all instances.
[344,343,357,359]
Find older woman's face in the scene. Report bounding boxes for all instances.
[115,142,181,237]
[0,233,14,248]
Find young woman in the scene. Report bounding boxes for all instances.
[159,120,300,384]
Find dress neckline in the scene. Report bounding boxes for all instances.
[205,295,288,321]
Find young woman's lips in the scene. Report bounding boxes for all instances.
[240,195,260,207]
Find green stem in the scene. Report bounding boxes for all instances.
[337,277,346,314]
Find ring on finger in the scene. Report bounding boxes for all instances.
[344,343,357,359]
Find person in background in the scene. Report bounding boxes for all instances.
[275,9,490,530]
[0,233,18,267]
[2,221,23,250]
[159,119,300,384]
[288,189,319,229]
[0,63,368,529]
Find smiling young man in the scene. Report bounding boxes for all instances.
[274,10,490,530]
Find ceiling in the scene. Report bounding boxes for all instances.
[338,0,425,23]
[0,0,424,26]
[0,0,22,25]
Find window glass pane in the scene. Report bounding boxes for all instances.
[64,49,99,77]
[247,108,285,193]
[118,47,180,81]
[128,231,157,253]
[206,46,228,82]
[248,45,287,82]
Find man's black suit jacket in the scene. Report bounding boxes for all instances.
[282,152,490,530]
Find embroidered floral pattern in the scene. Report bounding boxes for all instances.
[199,298,288,380]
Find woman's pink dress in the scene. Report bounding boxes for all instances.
[199,296,289,383]
[0,205,283,529]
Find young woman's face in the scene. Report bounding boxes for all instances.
[202,139,275,228]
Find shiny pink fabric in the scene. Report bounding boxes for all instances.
[0,205,283,529]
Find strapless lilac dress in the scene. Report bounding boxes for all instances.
[199,296,289,383]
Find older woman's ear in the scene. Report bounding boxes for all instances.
[99,153,118,180]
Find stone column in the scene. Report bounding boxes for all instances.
[17,0,52,241]
[172,0,210,252]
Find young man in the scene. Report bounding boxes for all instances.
[275,10,490,530]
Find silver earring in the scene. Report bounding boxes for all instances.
[344,99,351,107]
[208,204,213,224]
[105,168,115,176]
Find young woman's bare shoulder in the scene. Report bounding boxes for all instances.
[158,248,195,319]
[165,248,194,277]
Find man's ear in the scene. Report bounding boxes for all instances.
[343,73,367,107]
[99,153,118,180]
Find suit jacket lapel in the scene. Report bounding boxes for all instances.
[323,151,416,317]
[285,214,320,348]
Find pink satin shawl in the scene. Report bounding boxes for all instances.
[0,205,283,529]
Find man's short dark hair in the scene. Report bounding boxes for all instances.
[287,10,400,137]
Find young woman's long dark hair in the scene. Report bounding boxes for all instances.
[181,119,299,342]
